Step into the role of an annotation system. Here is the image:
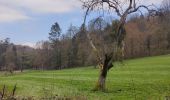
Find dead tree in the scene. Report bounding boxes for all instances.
[80,0,160,91]
[0,85,5,99]
[0,84,17,99]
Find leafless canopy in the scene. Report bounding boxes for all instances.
[80,0,161,68]
[81,0,160,25]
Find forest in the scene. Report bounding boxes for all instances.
[0,0,170,72]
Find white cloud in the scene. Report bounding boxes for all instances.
[0,0,80,23]
[0,0,80,14]
[0,5,30,23]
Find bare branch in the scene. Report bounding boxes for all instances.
[128,5,156,14]
[81,0,159,69]
[102,0,122,16]
[81,20,103,68]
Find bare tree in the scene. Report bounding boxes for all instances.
[5,45,17,73]
[145,34,152,56]
[80,0,160,91]
[20,46,26,72]
[161,0,170,49]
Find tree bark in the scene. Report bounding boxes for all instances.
[97,72,107,91]
[94,54,113,91]
[20,65,23,72]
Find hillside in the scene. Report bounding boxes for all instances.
[0,55,170,100]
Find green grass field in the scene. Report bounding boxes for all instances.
[0,55,170,100]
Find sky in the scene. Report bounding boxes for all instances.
[0,0,163,47]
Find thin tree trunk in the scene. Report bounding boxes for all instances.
[21,65,23,72]
[1,85,5,99]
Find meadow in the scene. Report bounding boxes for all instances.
[0,55,170,100]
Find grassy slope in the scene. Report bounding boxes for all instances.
[0,55,170,100]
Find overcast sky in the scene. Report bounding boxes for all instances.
[0,0,163,47]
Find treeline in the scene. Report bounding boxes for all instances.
[0,38,34,72]
[0,0,170,72]
[125,0,170,58]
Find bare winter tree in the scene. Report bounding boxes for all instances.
[80,0,160,91]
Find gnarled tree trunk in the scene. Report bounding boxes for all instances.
[95,54,113,91]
